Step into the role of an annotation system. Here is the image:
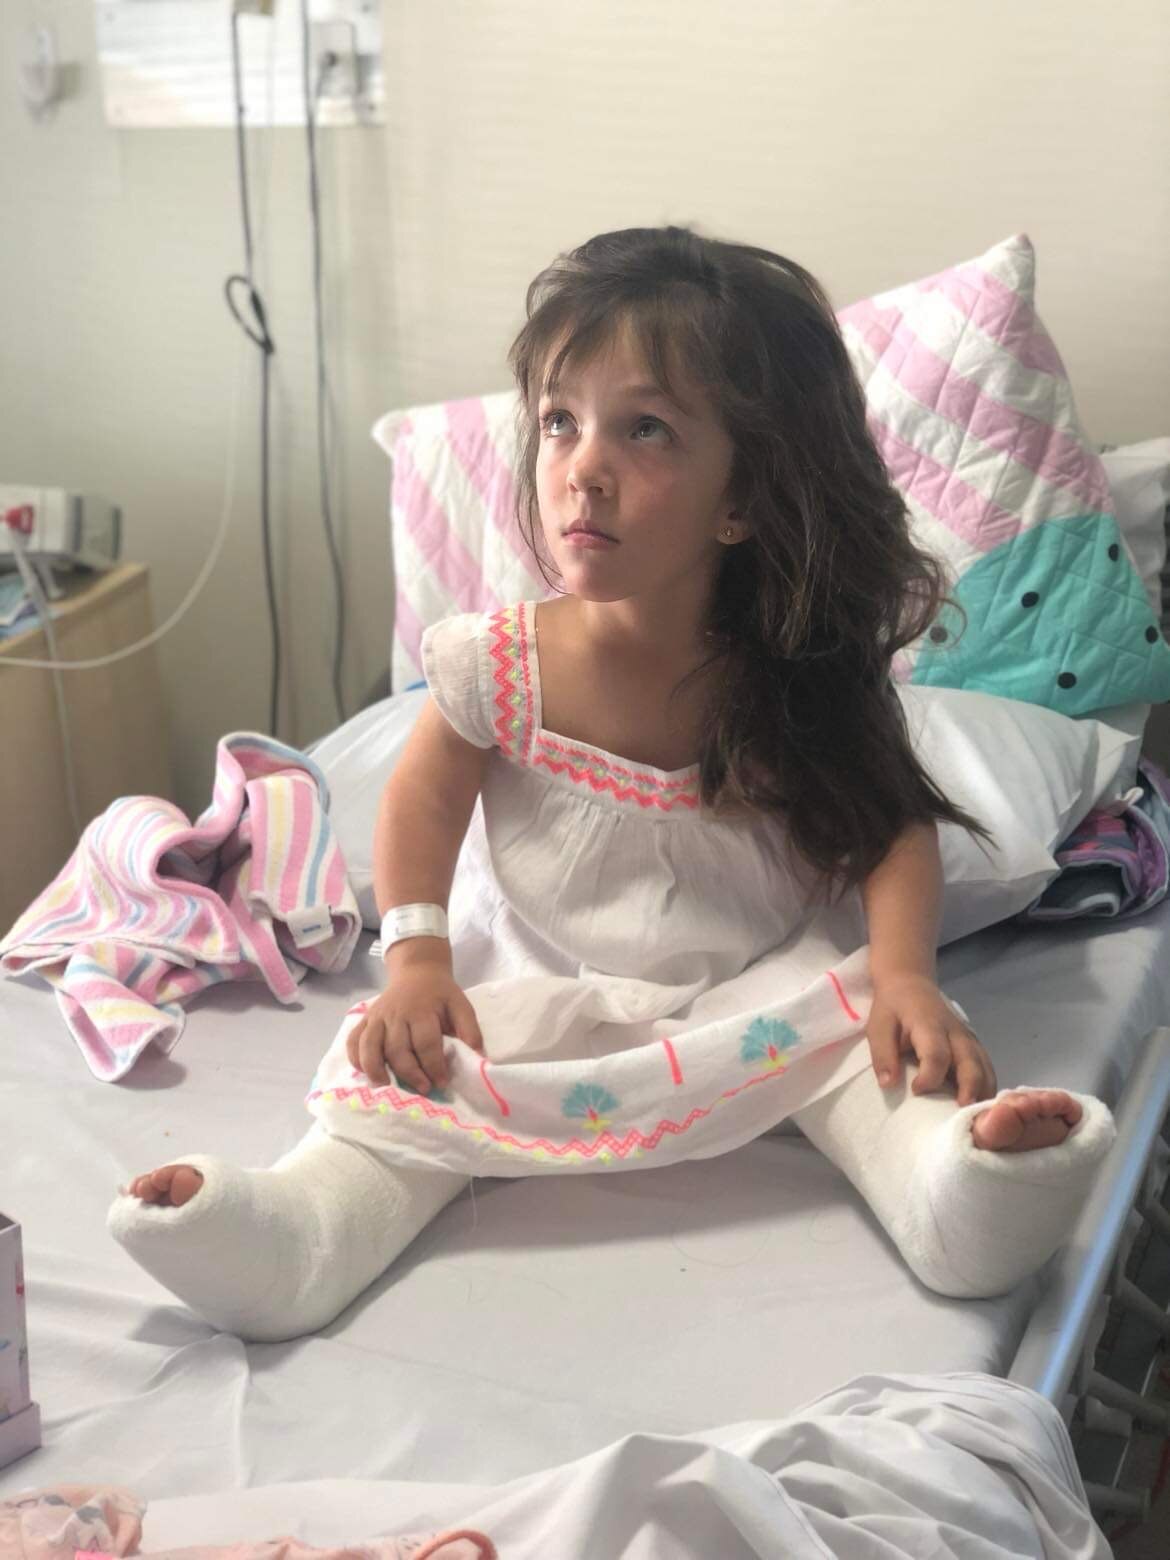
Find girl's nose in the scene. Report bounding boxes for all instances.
[567,436,612,497]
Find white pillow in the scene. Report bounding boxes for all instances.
[1101,438,1170,621]
[896,685,1135,943]
[309,690,428,929]
[314,683,1135,942]
[1092,438,1170,767]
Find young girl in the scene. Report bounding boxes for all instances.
[110,226,1113,1343]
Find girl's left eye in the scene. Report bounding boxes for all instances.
[632,417,670,443]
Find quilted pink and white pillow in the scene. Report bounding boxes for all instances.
[373,395,549,694]
[838,234,1170,713]
[373,234,1170,715]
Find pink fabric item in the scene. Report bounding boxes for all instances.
[0,1486,495,1560]
[0,1485,143,1560]
[0,735,361,1082]
[126,1538,494,1560]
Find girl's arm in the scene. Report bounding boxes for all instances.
[373,697,491,974]
[860,821,996,1106]
[860,820,941,987]
[346,698,491,1095]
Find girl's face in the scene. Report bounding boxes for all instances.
[534,324,739,611]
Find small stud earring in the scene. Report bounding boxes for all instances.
[723,526,735,540]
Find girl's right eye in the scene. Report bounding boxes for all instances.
[539,410,573,436]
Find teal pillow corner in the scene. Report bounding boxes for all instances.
[911,512,1170,716]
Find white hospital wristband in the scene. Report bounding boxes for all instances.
[373,903,449,958]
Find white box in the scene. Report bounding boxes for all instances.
[0,1213,41,1469]
[0,485,121,570]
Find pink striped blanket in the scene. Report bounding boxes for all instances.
[0,734,360,1082]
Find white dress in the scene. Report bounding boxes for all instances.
[308,602,876,1175]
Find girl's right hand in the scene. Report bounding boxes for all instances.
[346,949,484,1094]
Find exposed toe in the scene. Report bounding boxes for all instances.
[127,1165,205,1207]
[972,1094,1076,1154]
[168,1166,204,1207]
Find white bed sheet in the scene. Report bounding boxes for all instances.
[131,1376,1107,1558]
[2,902,1169,1503]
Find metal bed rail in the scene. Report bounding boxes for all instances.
[1010,1024,1170,1522]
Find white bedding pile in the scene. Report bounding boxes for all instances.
[136,1374,1108,1558]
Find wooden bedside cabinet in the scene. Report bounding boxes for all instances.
[0,562,174,938]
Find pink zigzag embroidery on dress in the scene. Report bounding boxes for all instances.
[487,603,702,812]
[515,600,537,758]
[309,1053,817,1162]
[531,737,700,811]
[488,606,524,757]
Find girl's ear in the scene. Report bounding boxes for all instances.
[721,507,752,542]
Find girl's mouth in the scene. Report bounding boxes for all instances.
[564,532,618,550]
[563,525,618,549]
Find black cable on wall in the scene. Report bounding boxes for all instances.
[224,6,280,737]
[300,0,347,726]
[222,3,351,739]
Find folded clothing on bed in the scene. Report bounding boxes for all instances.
[0,734,360,1082]
[1020,756,1170,921]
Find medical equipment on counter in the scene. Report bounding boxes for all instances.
[3,504,83,836]
[0,485,121,572]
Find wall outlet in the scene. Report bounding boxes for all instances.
[310,19,358,100]
[19,25,61,116]
[321,0,380,57]
[97,0,383,128]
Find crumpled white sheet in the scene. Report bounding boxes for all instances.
[141,1374,1109,1559]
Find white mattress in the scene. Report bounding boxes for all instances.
[2,901,1169,1503]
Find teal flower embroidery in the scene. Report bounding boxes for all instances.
[740,1016,801,1072]
[388,1071,451,1105]
[562,1082,619,1133]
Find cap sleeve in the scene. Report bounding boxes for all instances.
[420,612,496,750]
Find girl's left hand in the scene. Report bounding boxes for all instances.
[866,973,997,1106]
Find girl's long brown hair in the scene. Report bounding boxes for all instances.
[508,225,989,892]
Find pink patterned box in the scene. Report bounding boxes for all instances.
[0,1213,41,1469]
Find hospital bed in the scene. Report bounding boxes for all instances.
[2,758,1170,1536]
[5,284,1170,1550]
